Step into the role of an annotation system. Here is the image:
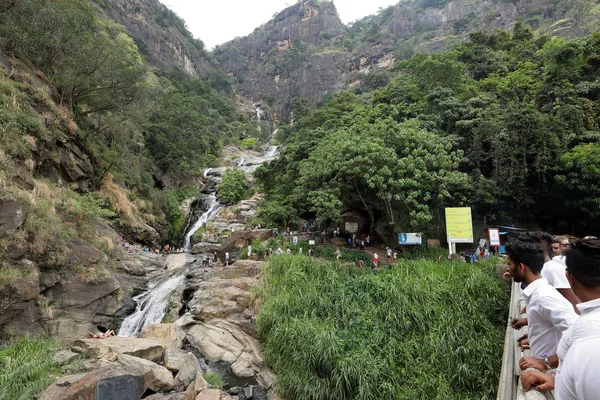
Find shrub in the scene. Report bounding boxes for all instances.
[203,371,223,389]
[257,256,508,399]
[240,137,257,149]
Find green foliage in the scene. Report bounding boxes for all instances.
[240,137,257,149]
[203,371,223,389]
[217,169,251,204]
[258,27,600,234]
[0,335,61,400]
[257,256,508,399]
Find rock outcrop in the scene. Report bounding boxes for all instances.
[96,0,219,78]
[214,0,600,118]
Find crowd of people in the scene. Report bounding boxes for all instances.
[118,235,184,256]
[501,231,600,399]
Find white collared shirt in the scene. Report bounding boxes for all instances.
[522,278,579,359]
[552,255,566,266]
[555,336,600,400]
[557,298,600,361]
[542,259,571,289]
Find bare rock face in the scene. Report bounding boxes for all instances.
[0,199,29,237]
[176,260,266,380]
[97,0,218,78]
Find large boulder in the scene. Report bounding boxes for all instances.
[178,319,262,379]
[73,337,165,363]
[191,242,222,254]
[103,353,174,392]
[174,352,201,390]
[139,323,186,350]
[195,389,233,400]
[40,367,146,400]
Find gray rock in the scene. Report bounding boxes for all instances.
[53,350,79,365]
[95,374,145,400]
[72,337,165,363]
[243,386,253,399]
[0,199,29,237]
[174,352,201,389]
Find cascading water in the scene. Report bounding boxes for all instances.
[183,192,222,252]
[264,146,278,157]
[256,107,261,122]
[118,274,185,337]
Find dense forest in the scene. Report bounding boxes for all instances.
[255,23,600,239]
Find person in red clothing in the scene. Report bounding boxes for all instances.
[373,253,379,271]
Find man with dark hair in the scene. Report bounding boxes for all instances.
[506,242,578,367]
[552,235,570,266]
[518,231,580,311]
[521,238,600,398]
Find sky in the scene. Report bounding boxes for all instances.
[160,0,400,49]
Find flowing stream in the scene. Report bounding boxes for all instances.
[118,274,185,337]
[183,192,222,252]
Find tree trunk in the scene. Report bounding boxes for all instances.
[354,183,374,238]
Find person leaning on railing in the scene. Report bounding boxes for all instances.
[521,238,600,399]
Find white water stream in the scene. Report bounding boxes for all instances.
[183,192,222,252]
[118,274,185,337]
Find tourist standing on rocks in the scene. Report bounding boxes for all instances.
[225,252,230,265]
[521,238,600,398]
[247,244,252,258]
[373,253,379,271]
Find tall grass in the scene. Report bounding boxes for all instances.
[0,336,61,400]
[257,256,508,399]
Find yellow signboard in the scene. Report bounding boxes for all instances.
[445,207,473,243]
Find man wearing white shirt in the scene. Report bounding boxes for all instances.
[506,242,578,362]
[552,236,570,266]
[519,232,580,311]
[521,238,600,399]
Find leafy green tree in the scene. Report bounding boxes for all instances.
[217,169,251,204]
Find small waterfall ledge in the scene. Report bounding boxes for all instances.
[118,274,185,337]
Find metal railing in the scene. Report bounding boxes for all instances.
[497,282,554,400]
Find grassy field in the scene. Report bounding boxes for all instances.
[257,255,508,400]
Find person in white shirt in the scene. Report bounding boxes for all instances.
[519,232,580,311]
[506,242,578,363]
[552,236,570,266]
[521,238,600,399]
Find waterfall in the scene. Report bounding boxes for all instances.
[118,274,185,337]
[256,107,261,121]
[204,167,212,178]
[264,146,278,157]
[183,193,222,252]
[237,158,245,167]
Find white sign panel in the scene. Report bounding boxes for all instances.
[489,228,501,246]
[345,222,358,233]
[398,233,422,245]
[292,236,298,245]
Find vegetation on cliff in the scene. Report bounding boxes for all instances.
[257,256,508,399]
[0,0,261,247]
[257,26,600,236]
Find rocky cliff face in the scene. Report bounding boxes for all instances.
[95,0,219,77]
[214,0,600,117]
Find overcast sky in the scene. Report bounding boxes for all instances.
[160,0,400,49]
